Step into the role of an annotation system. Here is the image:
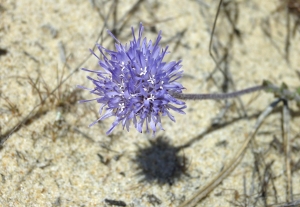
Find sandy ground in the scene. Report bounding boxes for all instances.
[1,0,300,206]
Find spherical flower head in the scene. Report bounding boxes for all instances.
[79,23,186,135]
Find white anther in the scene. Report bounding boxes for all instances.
[120,62,126,71]
[147,94,155,101]
[118,80,125,92]
[140,67,147,76]
[119,103,125,111]
[147,75,155,84]
[160,81,164,89]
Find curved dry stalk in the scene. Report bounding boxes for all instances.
[282,100,293,202]
[267,199,300,207]
[179,98,282,207]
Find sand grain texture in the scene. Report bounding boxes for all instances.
[0,0,300,206]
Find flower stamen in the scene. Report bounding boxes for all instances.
[140,67,147,76]
[119,103,125,112]
[79,23,185,134]
[147,94,155,101]
[148,75,155,84]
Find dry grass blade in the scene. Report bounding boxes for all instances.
[179,99,282,207]
[0,1,117,146]
[0,41,100,147]
[1,95,21,117]
[268,198,300,207]
[282,100,293,202]
[207,0,247,117]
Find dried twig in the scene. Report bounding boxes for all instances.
[179,99,282,207]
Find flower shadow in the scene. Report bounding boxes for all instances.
[133,136,188,185]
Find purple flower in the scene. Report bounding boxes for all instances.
[79,23,186,135]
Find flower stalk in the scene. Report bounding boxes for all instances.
[171,85,264,100]
[79,22,300,135]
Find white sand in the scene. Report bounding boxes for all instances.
[1,0,300,206]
